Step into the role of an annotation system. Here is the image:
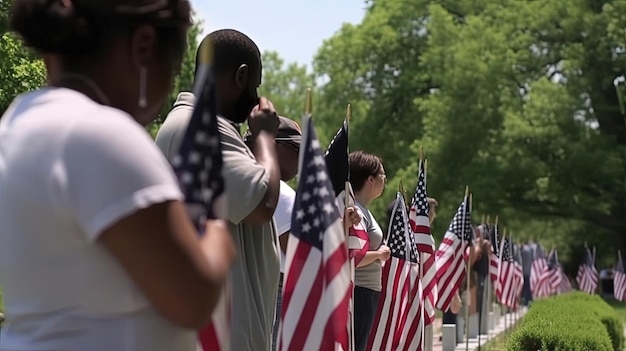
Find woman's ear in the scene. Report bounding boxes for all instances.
[130,25,158,68]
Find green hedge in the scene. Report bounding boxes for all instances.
[557,293,624,351]
[507,292,622,351]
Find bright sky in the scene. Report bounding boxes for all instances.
[190,0,367,69]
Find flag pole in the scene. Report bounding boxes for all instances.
[477,214,485,351]
[501,228,508,339]
[343,103,356,351]
[465,188,472,351]
[613,250,626,324]
[419,149,431,351]
[490,216,499,341]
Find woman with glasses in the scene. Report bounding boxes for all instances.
[348,150,390,351]
[0,0,236,350]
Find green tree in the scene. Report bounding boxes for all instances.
[148,15,203,137]
[0,32,46,115]
[314,0,626,265]
[258,51,316,120]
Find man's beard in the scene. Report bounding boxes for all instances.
[230,89,259,124]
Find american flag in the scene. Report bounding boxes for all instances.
[324,118,348,198]
[326,119,368,266]
[408,159,436,326]
[368,192,423,351]
[435,193,473,312]
[576,246,598,294]
[495,237,517,308]
[487,224,500,282]
[512,243,524,306]
[530,244,547,299]
[534,249,562,298]
[171,42,229,351]
[278,115,351,351]
[614,253,626,302]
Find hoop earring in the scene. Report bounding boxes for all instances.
[138,66,148,108]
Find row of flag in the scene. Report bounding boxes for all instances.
[171,44,626,350]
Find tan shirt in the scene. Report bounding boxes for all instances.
[155,93,280,351]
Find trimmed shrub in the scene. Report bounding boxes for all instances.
[556,292,623,351]
[507,292,618,351]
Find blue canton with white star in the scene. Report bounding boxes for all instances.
[411,160,429,218]
[547,250,560,270]
[488,224,500,258]
[447,197,473,242]
[501,237,513,263]
[171,63,225,229]
[292,116,340,250]
[388,194,418,263]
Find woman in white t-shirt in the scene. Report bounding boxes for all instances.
[0,1,235,350]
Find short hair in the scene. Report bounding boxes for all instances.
[349,151,383,192]
[197,29,261,78]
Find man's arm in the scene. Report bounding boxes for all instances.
[244,131,281,224]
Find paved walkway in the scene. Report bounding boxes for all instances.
[431,308,527,351]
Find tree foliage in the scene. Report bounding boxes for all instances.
[313,0,626,266]
[2,0,626,269]
[0,32,46,115]
[258,51,315,121]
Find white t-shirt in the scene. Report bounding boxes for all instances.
[274,181,296,273]
[0,88,197,351]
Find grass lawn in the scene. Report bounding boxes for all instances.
[475,315,522,351]
[605,297,626,322]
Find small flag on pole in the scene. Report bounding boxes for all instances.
[576,246,598,294]
[368,192,423,351]
[614,253,626,302]
[278,115,351,351]
[435,192,473,312]
[408,159,437,326]
[171,39,229,351]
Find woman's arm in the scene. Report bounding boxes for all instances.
[356,245,391,268]
[357,250,383,268]
[100,202,235,329]
[63,116,236,329]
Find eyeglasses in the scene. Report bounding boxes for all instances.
[378,174,387,182]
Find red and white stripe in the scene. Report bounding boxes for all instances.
[534,267,561,298]
[530,257,547,299]
[576,247,598,294]
[335,187,369,266]
[368,253,423,350]
[199,283,231,351]
[368,194,423,351]
[576,265,598,294]
[489,250,499,282]
[496,261,517,308]
[614,254,626,302]
[408,159,437,326]
[513,259,524,307]
[278,217,351,351]
[410,209,437,325]
[435,234,470,312]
